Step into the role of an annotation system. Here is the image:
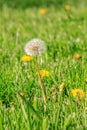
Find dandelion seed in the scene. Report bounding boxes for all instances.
[21,55,32,62]
[73,54,81,60]
[39,9,47,14]
[39,70,50,77]
[65,5,71,11]
[25,38,46,56]
[71,89,84,99]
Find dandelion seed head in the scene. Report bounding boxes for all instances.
[25,38,46,56]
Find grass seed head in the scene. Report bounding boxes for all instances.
[59,82,65,92]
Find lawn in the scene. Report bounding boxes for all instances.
[0,1,87,130]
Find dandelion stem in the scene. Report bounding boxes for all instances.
[36,56,46,112]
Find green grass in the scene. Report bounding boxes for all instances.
[0,2,87,130]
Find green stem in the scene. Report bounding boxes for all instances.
[36,56,46,112]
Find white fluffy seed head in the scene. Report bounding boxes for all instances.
[25,38,46,56]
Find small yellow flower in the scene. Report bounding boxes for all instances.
[65,5,71,11]
[71,89,84,99]
[21,55,32,62]
[39,70,50,77]
[39,9,47,14]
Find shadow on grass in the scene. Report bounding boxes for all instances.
[0,0,65,10]
[0,0,87,10]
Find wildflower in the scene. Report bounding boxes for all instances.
[21,55,32,62]
[73,54,81,60]
[39,70,50,77]
[71,89,84,99]
[65,5,71,11]
[39,9,47,14]
[25,38,46,56]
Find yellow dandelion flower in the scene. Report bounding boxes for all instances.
[39,70,50,77]
[71,89,84,99]
[39,9,47,14]
[65,5,71,11]
[21,55,32,62]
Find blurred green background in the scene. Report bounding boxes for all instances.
[0,0,87,9]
